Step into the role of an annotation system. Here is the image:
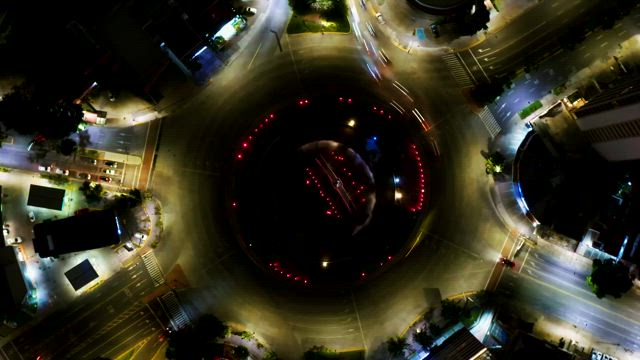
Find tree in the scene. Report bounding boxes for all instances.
[0,86,82,140]
[59,138,77,156]
[303,345,336,360]
[413,327,434,348]
[194,314,229,342]
[233,345,249,360]
[587,259,632,298]
[166,327,200,360]
[441,299,463,323]
[485,151,505,175]
[469,81,505,107]
[79,181,104,203]
[386,336,408,358]
[455,0,490,36]
[263,350,280,360]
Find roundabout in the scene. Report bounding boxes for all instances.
[231,94,431,289]
[152,22,501,358]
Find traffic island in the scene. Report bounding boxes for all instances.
[286,0,350,34]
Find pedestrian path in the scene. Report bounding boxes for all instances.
[441,53,475,88]
[478,107,502,138]
[142,251,165,287]
[160,291,191,331]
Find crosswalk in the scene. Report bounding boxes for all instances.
[441,53,475,88]
[478,107,502,138]
[142,251,165,286]
[160,291,191,331]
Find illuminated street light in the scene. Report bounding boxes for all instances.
[322,260,329,268]
[347,119,356,127]
[394,190,403,200]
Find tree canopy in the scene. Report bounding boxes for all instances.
[386,336,408,358]
[587,259,632,298]
[0,85,83,140]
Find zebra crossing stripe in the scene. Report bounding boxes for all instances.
[161,291,191,331]
[442,53,475,88]
[142,252,165,286]
[478,107,502,138]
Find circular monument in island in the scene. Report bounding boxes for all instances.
[230,94,433,289]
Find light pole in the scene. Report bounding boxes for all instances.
[270,29,283,52]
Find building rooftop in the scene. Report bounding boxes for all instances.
[33,209,122,258]
[27,184,66,211]
[0,246,28,309]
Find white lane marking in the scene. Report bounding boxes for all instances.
[248,42,263,69]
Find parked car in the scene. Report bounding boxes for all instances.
[104,161,118,168]
[2,227,8,236]
[430,23,440,38]
[134,232,148,240]
[123,241,135,252]
[99,176,112,183]
[375,12,385,25]
[104,169,116,175]
[28,211,36,223]
[55,168,70,175]
[244,7,257,15]
[38,165,51,172]
[500,257,515,269]
[8,237,23,246]
[79,173,91,180]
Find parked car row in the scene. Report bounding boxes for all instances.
[38,158,123,184]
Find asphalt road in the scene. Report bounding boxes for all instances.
[2,259,163,360]
[457,0,604,83]
[499,244,640,354]
[148,0,509,358]
[488,8,640,126]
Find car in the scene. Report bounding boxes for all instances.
[375,12,385,25]
[8,237,23,246]
[359,0,366,8]
[134,232,147,240]
[430,23,440,38]
[2,227,9,236]
[244,7,257,15]
[83,157,98,165]
[28,211,36,223]
[104,169,116,175]
[123,241,135,252]
[55,168,70,175]
[366,22,376,37]
[38,165,51,172]
[78,173,91,180]
[378,48,390,64]
[104,161,118,168]
[99,176,112,183]
[500,257,515,268]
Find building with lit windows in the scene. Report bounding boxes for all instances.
[574,76,640,162]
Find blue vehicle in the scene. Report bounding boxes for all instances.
[416,27,426,43]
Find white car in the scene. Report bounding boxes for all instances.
[8,237,23,246]
[38,165,51,172]
[104,169,116,175]
[375,12,385,25]
[55,168,70,175]
[2,227,9,236]
[134,232,147,240]
[28,211,36,223]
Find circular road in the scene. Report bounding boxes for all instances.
[150,13,507,358]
